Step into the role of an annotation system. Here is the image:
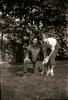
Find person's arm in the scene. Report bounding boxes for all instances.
[24,46,31,63]
[48,47,55,58]
[43,47,55,65]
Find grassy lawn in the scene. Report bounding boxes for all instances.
[0,62,68,100]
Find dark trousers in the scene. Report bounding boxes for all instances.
[47,44,59,67]
[23,61,43,73]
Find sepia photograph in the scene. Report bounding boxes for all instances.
[0,0,68,100]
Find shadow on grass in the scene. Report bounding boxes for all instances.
[60,92,68,100]
[8,64,33,76]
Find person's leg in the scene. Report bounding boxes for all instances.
[33,62,36,73]
[46,65,51,76]
[23,63,28,73]
[36,61,47,75]
[46,48,51,76]
[36,61,42,72]
[34,61,42,73]
[49,46,58,76]
[49,56,56,76]
[41,48,50,75]
[41,62,48,75]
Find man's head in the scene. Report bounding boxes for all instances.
[32,37,38,46]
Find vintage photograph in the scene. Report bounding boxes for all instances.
[0,0,68,100]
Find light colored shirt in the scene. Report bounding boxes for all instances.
[43,38,57,51]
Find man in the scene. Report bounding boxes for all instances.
[24,37,44,73]
[42,33,59,76]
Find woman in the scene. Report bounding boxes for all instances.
[24,37,44,73]
[42,33,59,76]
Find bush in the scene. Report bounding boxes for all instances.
[0,0,68,62]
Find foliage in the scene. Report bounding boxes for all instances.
[0,0,68,62]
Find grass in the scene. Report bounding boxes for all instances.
[0,62,68,100]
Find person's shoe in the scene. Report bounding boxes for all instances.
[46,69,50,76]
[50,68,54,76]
[41,71,44,75]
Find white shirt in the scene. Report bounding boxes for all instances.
[43,38,57,51]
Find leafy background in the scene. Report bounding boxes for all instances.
[0,0,68,63]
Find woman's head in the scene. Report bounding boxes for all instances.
[41,33,48,44]
[42,33,46,39]
[42,30,49,38]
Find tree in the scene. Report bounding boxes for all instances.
[0,0,68,63]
